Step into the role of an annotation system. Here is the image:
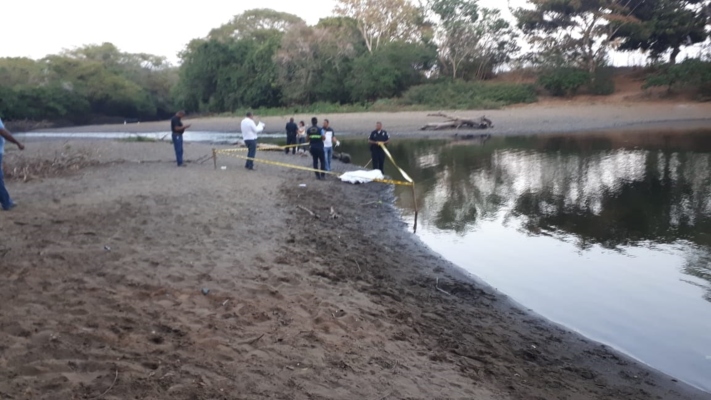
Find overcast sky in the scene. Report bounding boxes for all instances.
[4,0,529,65]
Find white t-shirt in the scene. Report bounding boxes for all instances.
[323,128,334,148]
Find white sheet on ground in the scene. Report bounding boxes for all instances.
[339,169,384,184]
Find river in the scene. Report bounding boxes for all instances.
[341,130,711,393]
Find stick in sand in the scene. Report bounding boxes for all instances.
[435,278,452,296]
[298,205,316,217]
[90,369,118,399]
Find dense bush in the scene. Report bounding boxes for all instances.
[644,59,711,99]
[400,81,537,109]
[589,67,615,95]
[538,68,591,97]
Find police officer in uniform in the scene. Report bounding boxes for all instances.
[368,121,389,174]
[307,117,326,179]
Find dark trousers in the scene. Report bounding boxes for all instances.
[310,147,326,179]
[371,149,385,173]
[171,133,184,166]
[0,153,14,210]
[245,139,257,169]
[285,134,297,154]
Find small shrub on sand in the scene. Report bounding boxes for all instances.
[3,148,98,182]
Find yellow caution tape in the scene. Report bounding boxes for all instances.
[215,151,413,186]
[379,143,413,183]
[217,143,309,153]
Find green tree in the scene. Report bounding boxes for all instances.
[334,0,424,53]
[429,0,478,79]
[612,0,708,64]
[515,0,641,74]
[431,0,519,79]
[347,41,437,101]
[208,9,304,41]
[176,32,282,112]
[275,17,365,104]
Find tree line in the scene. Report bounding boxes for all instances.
[1,0,710,124]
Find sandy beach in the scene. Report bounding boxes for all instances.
[1,136,710,400]
[31,100,711,137]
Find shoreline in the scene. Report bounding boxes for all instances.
[1,140,710,399]
[27,101,711,137]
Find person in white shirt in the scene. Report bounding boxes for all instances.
[322,119,336,171]
[240,112,264,170]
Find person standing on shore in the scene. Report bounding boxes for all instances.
[369,121,389,174]
[170,110,191,167]
[0,117,26,211]
[307,117,326,179]
[241,112,264,170]
[322,119,336,171]
[297,121,306,153]
[285,118,298,155]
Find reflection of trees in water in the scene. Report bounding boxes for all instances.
[508,150,711,249]
[399,133,711,301]
[409,141,711,248]
[682,248,711,303]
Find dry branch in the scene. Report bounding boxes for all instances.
[421,113,494,131]
[435,278,452,296]
[4,149,98,182]
[298,205,319,219]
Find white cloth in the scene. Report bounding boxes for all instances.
[339,169,384,184]
[323,130,334,148]
[240,118,264,140]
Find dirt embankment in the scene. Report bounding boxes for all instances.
[0,141,710,399]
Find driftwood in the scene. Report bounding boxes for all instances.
[420,113,494,131]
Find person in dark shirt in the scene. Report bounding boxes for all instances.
[368,121,389,174]
[170,110,191,167]
[285,117,298,155]
[307,117,326,179]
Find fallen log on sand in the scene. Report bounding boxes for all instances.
[420,113,494,131]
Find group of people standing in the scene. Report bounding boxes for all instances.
[285,117,337,179]
[168,111,390,179]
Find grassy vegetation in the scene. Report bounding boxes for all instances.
[399,81,538,109]
[228,81,538,116]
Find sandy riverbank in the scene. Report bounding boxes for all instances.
[1,140,710,399]
[30,100,711,137]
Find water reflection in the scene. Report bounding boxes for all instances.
[341,131,711,391]
[344,131,711,266]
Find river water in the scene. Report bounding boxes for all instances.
[341,131,711,393]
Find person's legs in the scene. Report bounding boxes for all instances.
[318,149,326,178]
[245,139,257,169]
[371,150,380,172]
[377,151,386,174]
[0,153,14,210]
[310,148,321,179]
[299,137,306,152]
[324,147,332,171]
[172,134,184,166]
[286,135,296,154]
